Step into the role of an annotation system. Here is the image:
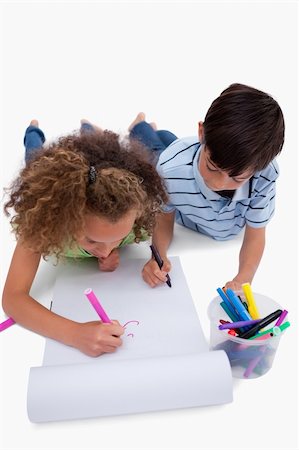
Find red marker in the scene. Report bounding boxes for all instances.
[228,329,237,336]
[219,319,240,335]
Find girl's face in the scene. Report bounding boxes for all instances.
[76,210,137,258]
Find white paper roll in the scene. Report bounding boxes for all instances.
[27,350,232,423]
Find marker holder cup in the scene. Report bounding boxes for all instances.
[208,294,283,379]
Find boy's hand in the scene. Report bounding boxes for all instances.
[142,257,172,288]
[98,248,120,272]
[223,279,245,296]
[72,320,124,357]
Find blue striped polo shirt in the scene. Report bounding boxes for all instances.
[157,137,279,241]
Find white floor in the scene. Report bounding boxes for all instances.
[0,2,298,450]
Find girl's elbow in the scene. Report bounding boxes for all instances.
[2,293,10,316]
[2,289,16,316]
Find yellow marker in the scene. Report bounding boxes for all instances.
[241,283,260,319]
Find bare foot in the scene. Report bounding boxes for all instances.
[128,112,146,131]
[80,119,103,133]
[30,119,39,127]
[150,122,157,130]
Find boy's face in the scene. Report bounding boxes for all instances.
[197,122,253,191]
[198,146,253,191]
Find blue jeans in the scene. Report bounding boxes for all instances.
[129,121,178,160]
[23,122,94,164]
[24,125,46,164]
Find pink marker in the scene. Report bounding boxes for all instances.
[84,288,111,323]
[252,326,281,340]
[0,317,15,332]
[253,333,272,341]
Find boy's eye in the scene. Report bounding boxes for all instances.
[232,177,246,183]
[206,162,247,182]
[206,163,219,172]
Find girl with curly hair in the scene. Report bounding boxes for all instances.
[2,120,168,357]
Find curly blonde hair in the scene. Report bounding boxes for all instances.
[4,130,168,257]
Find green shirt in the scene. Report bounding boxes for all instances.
[64,228,149,258]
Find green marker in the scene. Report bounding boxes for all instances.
[220,301,240,323]
[249,321,290,339]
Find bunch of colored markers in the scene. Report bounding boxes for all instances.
[215,283,290,378]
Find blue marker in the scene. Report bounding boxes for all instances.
[226,288,253,321]
[216,288,240,319]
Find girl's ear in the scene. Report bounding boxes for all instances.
[198,121,205,143]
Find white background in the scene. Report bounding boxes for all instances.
[0,1,298,449]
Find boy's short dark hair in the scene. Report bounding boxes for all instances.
[203,83,285,176]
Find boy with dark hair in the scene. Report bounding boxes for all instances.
[129,83,285,290]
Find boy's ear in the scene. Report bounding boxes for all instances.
[198,121,205,143]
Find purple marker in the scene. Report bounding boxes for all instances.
[218,319,261,330]
[0,317,15,332]
[275,309,288,326]
[84,288,111,323]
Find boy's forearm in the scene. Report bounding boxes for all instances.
[234,226,266,284]
[152,211,175,258]
[235,260,261,285]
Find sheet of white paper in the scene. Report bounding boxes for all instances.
[27,257,232,422]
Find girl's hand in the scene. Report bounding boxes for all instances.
[98,248,120,272]
[71,320,124,357]
[142,257,172,288]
